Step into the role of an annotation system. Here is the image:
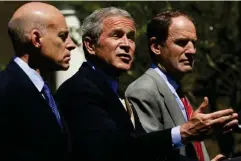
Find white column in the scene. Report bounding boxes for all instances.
[55,9,86,89]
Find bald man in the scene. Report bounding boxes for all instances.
[0,2,76,161]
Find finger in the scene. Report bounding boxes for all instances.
[223,119,239,130]
[223,128,233,135]
[223,113,238,124]
[232,113,238,119]
[208,109,234,119]
[196,97,209,113]
[211,154,226,161]
[210,114,237,125]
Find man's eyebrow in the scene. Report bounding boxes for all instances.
[109,29,120,33]
[110,28,135,32]
[174,37,197,42]
[58,30,69,38]
[176,36,197,40]
[128,30,136,34]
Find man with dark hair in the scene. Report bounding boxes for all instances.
[0,2,76,160]
[126,10,238,161]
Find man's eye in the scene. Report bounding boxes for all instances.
[127,34,135,41]
[112,33,119,37]
[175,40,188,47]
[59,33,68,41]
[111,31,123,38]
[192,40,196,46]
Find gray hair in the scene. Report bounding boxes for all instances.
[81,6,134,44]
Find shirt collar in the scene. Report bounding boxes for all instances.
[151,63,179,91]
[14,56,44,92]
[86,61,118,94]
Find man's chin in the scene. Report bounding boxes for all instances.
[182,68,193,73]
[117,66,131,72]
[57,64,70,71]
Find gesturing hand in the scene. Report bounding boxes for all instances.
[211,154,227,161]
[180,97,238,144]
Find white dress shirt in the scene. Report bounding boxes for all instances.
[14,57,44,92]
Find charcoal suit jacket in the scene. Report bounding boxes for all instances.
[55,62,178,161]
[0,60,70,161]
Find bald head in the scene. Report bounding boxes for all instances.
[8,2,65,55]
[11,2,61,19]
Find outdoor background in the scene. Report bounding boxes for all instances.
[1,1,241,158]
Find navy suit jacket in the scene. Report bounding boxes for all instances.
[0,60,70,161]
[55,62,176,161]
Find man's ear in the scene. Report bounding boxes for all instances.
[83,37,96,55]
[150,37,161,56]
[30,29,42,48]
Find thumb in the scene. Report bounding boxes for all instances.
[195,97,209,113]
[211,154,226,161]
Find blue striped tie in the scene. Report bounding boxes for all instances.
[42,83,62,128]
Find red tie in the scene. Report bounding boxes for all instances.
[180,97,205,161]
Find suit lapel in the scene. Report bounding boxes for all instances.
[6,60,65,131]
[7,60,44,98]
[7,60,57,110]
[79,63,134,130]
[145,68,205,160]
[145,68,186,125]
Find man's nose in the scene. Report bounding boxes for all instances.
[120,36,130,53]
[186,41,196,54]
[67,36,76,51]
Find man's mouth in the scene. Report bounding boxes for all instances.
[64,54,71,61]
[117,53,132,62]
[181,57,193,64]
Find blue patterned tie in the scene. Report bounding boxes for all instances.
[42,83,62,128]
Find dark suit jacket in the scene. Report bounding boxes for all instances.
[55,62,180,161]
[0,60,70,161]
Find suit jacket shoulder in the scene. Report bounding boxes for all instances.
[126,68,186,131]
[126,67,210,161]
[0,60,69,161]
[55,62,175,161]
